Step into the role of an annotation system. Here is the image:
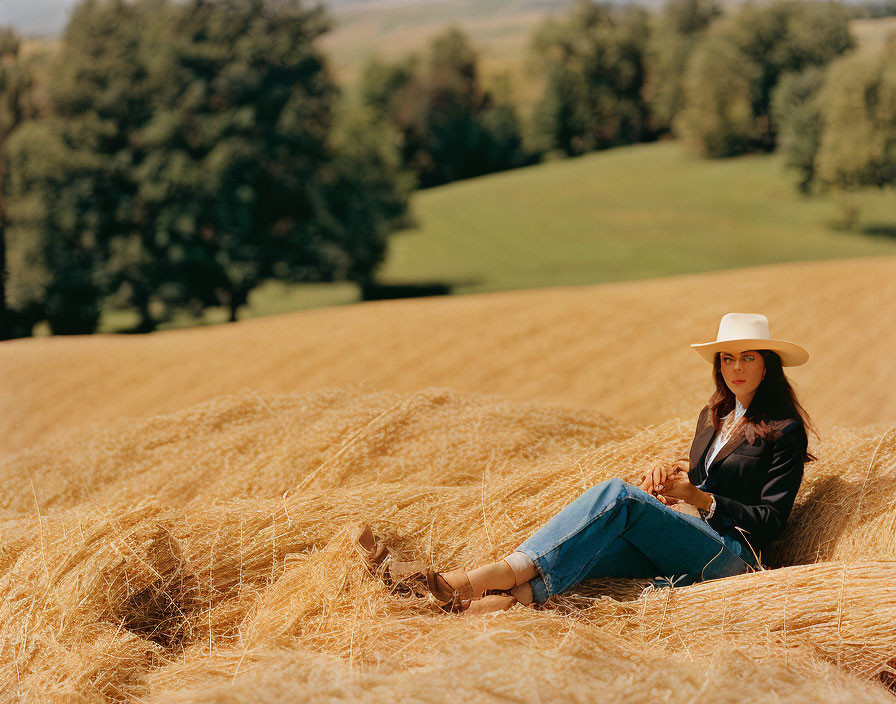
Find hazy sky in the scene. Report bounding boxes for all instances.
[0,0,505,37]
[0,0,81,37]
[0,0,391,37]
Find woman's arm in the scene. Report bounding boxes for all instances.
[706,419,807,546]
[662,418,806,545]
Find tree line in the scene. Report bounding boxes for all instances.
[1,0,894,338]
[1,0,412,337]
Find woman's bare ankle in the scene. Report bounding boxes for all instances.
[450,561,516,598]
[510,581,535,606]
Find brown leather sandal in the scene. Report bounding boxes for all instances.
[425,567,478,613]
[354,524,429,597]
[355,524,389,572]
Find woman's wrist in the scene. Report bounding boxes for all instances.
[689,486,714,512]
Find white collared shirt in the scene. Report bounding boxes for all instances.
[705,397,747,470]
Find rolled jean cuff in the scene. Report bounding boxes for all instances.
[503,551,535,586]
[513,546,551,604]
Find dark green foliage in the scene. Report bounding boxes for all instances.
[815,38,896,191]
[676,0,854,157]
[0,26,43,339]
[772,37,896,205]
[359,26,530,188]
[5,119,107,335]
[315,107,414,285]
[529,0,651,156]
[771,66,825,192]
[675,34,761,157]
[358,55,416,119]
[643,0,722,134]
[3,0,410,335]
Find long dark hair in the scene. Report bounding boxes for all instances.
[709,349,818,462]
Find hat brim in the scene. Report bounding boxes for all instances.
[690,339,809,367]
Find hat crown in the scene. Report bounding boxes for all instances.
[716,313,770,342]
[691,312,808,366]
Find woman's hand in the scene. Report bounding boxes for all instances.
[637,458,688,504]
[657,471,713,511]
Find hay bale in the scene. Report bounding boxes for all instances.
[143,623,895,704]
[565,561,896,681]
[769,426,896,566]
[2,389,896,700]
[0,502,192,700]
[7,623,161,703]
[0,388,629,515]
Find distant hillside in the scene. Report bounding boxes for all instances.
[377,141,896,295]
[94,138,896,334]
[320,0,577,85]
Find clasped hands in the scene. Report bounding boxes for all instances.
[637,458,697,506]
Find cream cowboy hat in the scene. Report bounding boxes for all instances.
[691,313,809,366]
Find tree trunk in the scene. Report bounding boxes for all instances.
[229,286,249,323]
[0,192,9,339]
[132,285,156,333]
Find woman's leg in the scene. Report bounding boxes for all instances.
[513,477,757,604]
[432,552,537,601]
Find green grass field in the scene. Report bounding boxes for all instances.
[99,140,896,333]
[377,141,896,294]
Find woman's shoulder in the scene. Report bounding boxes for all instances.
[695,404,712,427]
[764,414,808,447]
[766,412,805,431]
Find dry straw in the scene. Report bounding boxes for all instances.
[144,628,896,704]
[1,388,895,701]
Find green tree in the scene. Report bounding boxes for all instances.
[5,118,108,335]
[358,55,416,119]
[531,64,591,155]
[771,66,825,192]
[0,29,48,338]
[530,0,651,156]
[728,0,854,149]
[676,0,854,157]
[814,38,896,215]
[675,33,760,157]
[320,107,415,286]
[360,27,530,188]
[643,0,722,134]
[5,0,411,335]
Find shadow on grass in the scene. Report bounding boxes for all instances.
[861,223,896,239]
[361,281,457,301]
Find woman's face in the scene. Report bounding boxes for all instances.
[719,349,765,404]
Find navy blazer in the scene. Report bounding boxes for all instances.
[687,404,808,552]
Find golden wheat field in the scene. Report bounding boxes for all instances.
[2,256,896,701]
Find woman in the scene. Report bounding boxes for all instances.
[359,313,816,615]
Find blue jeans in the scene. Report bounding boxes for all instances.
[515,478,759,604]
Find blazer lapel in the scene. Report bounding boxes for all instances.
[689,417,716,471]
[706,422,748,470]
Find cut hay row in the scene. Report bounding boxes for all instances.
[3,257,896,453]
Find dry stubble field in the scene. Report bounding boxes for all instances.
[1,256,895,701]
